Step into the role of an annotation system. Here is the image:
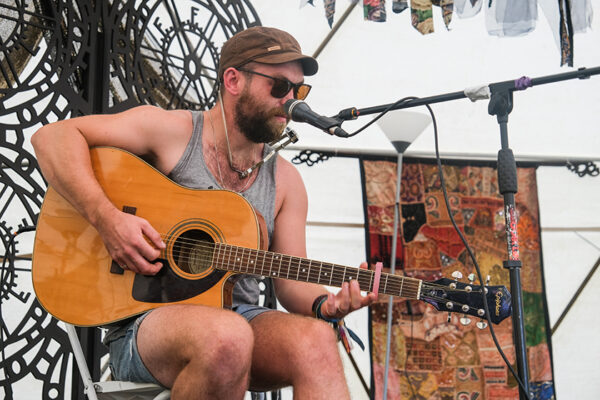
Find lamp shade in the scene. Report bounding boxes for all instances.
[377,111,431,153]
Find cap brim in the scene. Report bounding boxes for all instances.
[253,52,318,76]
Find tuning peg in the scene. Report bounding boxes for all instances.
[467,273,476,283]
[459,304,471,325]
[450,271,462,289]
[483,275,491,294]
[477,321,488,329]
[451,271,463,280]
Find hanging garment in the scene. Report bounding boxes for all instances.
[410,0,454,35]
[540,0,593,66]
[364,0,387,22]
[325,0,336,26]
[393,0,409,13]
[485,0,537,37]
[454,0,482,18]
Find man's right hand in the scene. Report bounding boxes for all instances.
[96,207,166,275]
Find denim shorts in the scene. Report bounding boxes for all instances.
[107,304,273,385]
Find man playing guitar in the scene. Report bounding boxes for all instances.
[32,26,376,399]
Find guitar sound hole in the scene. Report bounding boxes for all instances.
[172,229,214,274]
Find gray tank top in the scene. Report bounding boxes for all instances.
[167,110,277,306]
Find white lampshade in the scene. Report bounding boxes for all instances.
[377,111,432,153]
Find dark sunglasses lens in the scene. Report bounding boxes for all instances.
[295,84,311,100]
[270,79,293,98]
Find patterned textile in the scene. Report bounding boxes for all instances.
[325,0,336,27]
[364,0,388,22]
[558,0,574,67]
[363,159,555,400]
[410,0,454,35]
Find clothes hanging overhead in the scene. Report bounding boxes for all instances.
[410,0,454,34]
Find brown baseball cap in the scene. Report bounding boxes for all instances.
[218,26,318,81]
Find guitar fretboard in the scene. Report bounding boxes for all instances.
[211,242,421,300]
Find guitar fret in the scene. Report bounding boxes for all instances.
[286,255,292,279]
[384,274,389,294]
[248,248,256,274]
[259,250,265,276]
[317,262,323,284]
[399,276,404,297]
[276,254,282,277]
[328,264,334,286]
[212,243,219,269]
[233,246,240,272]
[269,254,279,278]
[369,269,374,292]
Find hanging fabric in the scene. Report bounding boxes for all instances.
[364,0,387,22]
[485,0,538,37]
[324,0,337,26]
[392,0,409,13]
[454,0,482,18]
[410,0,454,35]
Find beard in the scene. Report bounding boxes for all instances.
[234,87,288,144]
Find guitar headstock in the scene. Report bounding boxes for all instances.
[420,277,511,325]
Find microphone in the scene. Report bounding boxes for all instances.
[284,100,349,137]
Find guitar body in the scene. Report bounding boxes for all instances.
[32,147,267,326]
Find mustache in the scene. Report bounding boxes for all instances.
[266,107,287,119]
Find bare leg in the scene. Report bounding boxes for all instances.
[248,311,350,399]
[136,304,254,400]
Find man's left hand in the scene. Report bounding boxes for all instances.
[320,262,378,320]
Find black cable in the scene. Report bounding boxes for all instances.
[339,96,417,138]
[425,102,531,400]
[342,100,532,399]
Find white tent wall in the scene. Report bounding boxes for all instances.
[251,1,600,399]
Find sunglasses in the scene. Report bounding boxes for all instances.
[237,68,312,100]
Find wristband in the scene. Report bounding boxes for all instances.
[312,294,329,319]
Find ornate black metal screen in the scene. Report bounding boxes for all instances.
[0,1,260,398]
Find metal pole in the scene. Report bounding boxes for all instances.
[382,152,403,399]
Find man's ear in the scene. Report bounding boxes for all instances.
[221,67,245,96]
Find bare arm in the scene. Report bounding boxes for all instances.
[271,158,376,317]
[31,105,192,274]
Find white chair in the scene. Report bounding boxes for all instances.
[65,323,171,400]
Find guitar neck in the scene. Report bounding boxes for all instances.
[212,243,422,300]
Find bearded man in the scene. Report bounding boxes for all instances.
[32,26,375,399]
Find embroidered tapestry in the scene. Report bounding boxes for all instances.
[362,159,555,400]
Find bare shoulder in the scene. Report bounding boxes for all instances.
[110,106,194,172]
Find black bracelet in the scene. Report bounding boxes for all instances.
[311,294,328,318]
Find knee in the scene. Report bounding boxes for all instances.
[294,318,340,365]
[188,313,254,381]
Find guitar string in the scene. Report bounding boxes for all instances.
[128,233,490,314]
[168,243,476,296]
[155,235,489,296]
[155,240,470,300]
[155,241,424,298]
[152,235,458,294]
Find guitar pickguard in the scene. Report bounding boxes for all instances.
[132,259,226,303]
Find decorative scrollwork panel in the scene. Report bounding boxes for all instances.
[1,1,261,398]
[105,0,260,112]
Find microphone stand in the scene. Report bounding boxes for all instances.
[334,66,600,400]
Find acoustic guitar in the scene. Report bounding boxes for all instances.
[32,147,511,327]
